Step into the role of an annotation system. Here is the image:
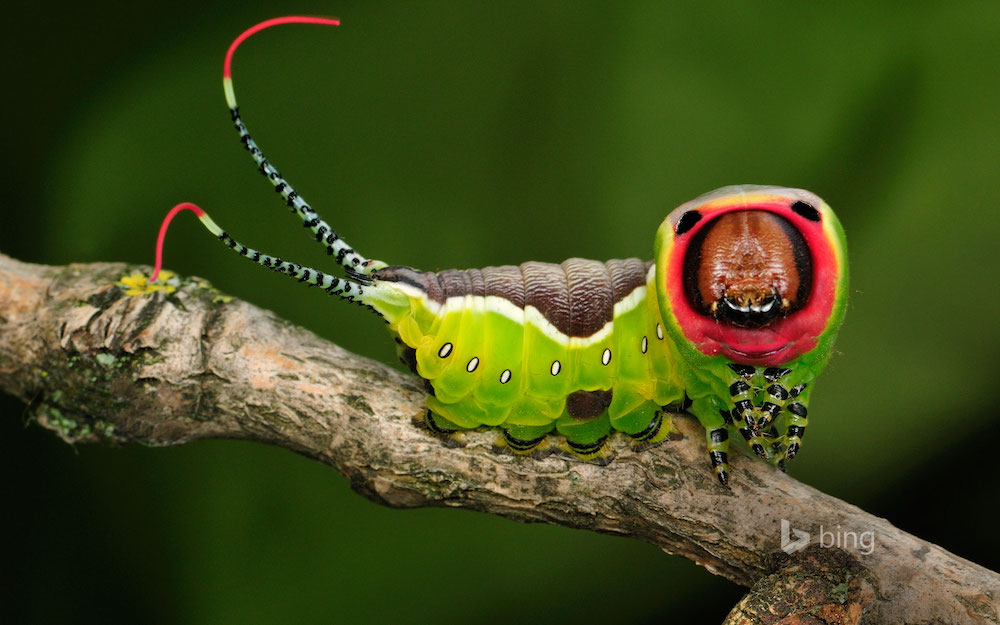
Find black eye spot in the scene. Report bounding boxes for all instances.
[791,201,821,222]
[675,210,702,235]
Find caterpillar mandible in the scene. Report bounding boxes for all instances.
[150,16,848,486]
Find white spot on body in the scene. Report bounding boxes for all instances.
[602,349,612,366]
[500,369,511,384]
[467,357,479,372]
[550,360,561,376]
[656,323,664,340]
[641,336,648,354]
[438,342,453,358]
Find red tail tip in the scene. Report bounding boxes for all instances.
[224,16,341,79]
[152,202,206,282]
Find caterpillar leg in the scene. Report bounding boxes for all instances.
[762,425,788,472]
[768,383,811,468]
[416,409,467,448]
[727,375,771,461]
[756,367,796,431]
[776,403,809,463]
[707,427,731,487]
[628,410,672,450]
[495,423,555,457]
[688,397,732,487]
[609,400,673,451]
[556,412,613,464]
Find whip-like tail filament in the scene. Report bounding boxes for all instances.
[152,16,384,298]
[151,203,369,303]
[223,16,375,273]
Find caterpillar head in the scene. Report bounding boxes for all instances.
[654,185,848,368]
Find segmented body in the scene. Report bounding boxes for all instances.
[150,17,848,485]
[372,259,683,454]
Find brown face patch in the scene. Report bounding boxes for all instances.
[683,211,812,327]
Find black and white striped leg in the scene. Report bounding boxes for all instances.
[728,379,769,460]
[764,425,787,471]
[783,402,808,460]
[758,367,795,430]
[707,427,731,487]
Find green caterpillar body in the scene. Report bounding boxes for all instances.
[373,259,684,453]
[155,18,848,485]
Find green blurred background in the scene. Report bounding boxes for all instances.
[3,1,999,623]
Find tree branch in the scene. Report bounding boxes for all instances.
[1,252,996,624]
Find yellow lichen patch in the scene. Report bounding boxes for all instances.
[117,271,176,296]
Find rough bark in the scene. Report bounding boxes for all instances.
[0,253,996,624]
[723,546,879,625]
